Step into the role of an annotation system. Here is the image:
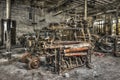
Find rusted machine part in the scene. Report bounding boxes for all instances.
[21,52,40,69]
[98,35,114,52]
[27,39,35,47]
[56,46,91,73]
[53,41,81,45]
[43,42,91,74]
[28,57,40,69]
[81,56,87,65]
[64,47,88,53]
[21,52,32,63]
[45,42,91,49]
[63,42,91,48]
[113,36,120,57]
[60,55,88,73]
[91,34,100,42]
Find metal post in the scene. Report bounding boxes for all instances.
[116,6,119,35]
[109,14,112,35]
[6,0,11,19]
[84,0,87,20]
[6,0,11,52]
[104,14,106,35]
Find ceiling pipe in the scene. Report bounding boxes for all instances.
[53,4,84,16]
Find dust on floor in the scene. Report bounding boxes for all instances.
[0,51,119,80]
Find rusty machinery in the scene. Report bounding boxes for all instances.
[97,35,114,53]
[48,22,92,42]
[112,5,120,57]
[19,27,92,74]
[113,36,120,56]
[97,33,120,56]
[18,16,94,74]
[94,6,120,54]
[19,26,93,50]
[20,51,40,69]
[45,42,92,74]
[21,41,92,74]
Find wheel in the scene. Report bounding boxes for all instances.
[28,58,40,69]
[98,35,114,53]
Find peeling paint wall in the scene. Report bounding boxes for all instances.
[0,4,64,37]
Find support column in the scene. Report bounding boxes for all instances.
[104,14,106,35]
[6,0,11,51]
[6,0,11,19]
[84,0,87,20]
[116,6,119,35]
[109,14,112,35]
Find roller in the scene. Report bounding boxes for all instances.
[64,47,88,53]
[64,52,87,57]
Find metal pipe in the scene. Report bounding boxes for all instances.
[84,0,87,20]
[6,0,11,52]
[6,0,11,19]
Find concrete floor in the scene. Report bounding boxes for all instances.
[0,48,120,80]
